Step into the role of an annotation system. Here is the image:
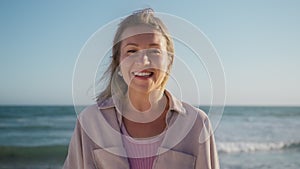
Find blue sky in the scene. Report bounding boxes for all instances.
[0,0,299,106]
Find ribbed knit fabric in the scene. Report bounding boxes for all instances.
[121,124,165,169]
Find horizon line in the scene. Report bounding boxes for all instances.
[0,103,299,107]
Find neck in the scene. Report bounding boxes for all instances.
[127,88,165,112]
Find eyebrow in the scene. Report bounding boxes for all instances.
[124,43,138,47]
[149,43,161,47]
[123,43,161,48]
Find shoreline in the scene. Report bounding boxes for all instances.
[0,145,67,169]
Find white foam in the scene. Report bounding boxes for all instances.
[217,141,296,153]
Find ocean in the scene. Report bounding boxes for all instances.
[0,105,299,169]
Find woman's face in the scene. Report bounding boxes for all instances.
[119,25,171,94]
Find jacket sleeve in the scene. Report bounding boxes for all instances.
[63,120,84,169]
[196,117,220,169]
[208,129,219,169]
[63,117,99,169]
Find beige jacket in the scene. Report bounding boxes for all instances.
[63,91,219,169]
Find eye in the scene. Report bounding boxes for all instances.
[148,49,162,55]
[127,49,137,54]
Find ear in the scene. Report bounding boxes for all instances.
[118,71,123,77]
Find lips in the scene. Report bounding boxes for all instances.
[132,70,154,78]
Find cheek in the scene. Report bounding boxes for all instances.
[152,56,170,72]
[119,53,126,64]
[119,56,135,84]
[119,56,134,71]
[153,57,171,83]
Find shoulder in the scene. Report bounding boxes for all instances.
[77,96,115,119]
[77,102,116,121]
[165,90,208,122]
[180,102,214,144]
[77,104,99,120]
[181,102,208,122]
[74,104,101,130]
[77,101,120,132]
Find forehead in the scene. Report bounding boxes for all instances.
[120,25,166,47]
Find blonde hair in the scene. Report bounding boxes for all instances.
[97,8,174,101]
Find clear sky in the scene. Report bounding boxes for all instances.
[0,0,299,106]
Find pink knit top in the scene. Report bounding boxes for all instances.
[121,124,165,169]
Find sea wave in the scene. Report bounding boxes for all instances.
[217,141,300,153]
[0,141,299,161]
[0,145,68,161]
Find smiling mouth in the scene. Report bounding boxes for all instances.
[132,71,154,78]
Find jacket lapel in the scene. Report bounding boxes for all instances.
[93,147,130,169]
[154,148,196,169]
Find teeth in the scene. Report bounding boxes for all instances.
[133,72,151,76]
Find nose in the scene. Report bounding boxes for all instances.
[136,50,150,66]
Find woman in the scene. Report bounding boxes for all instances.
[63,8,219,169]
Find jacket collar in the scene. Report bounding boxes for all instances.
[97,90,186,114]
[97,90,186,127]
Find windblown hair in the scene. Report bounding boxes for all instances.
[97,8,174,101]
